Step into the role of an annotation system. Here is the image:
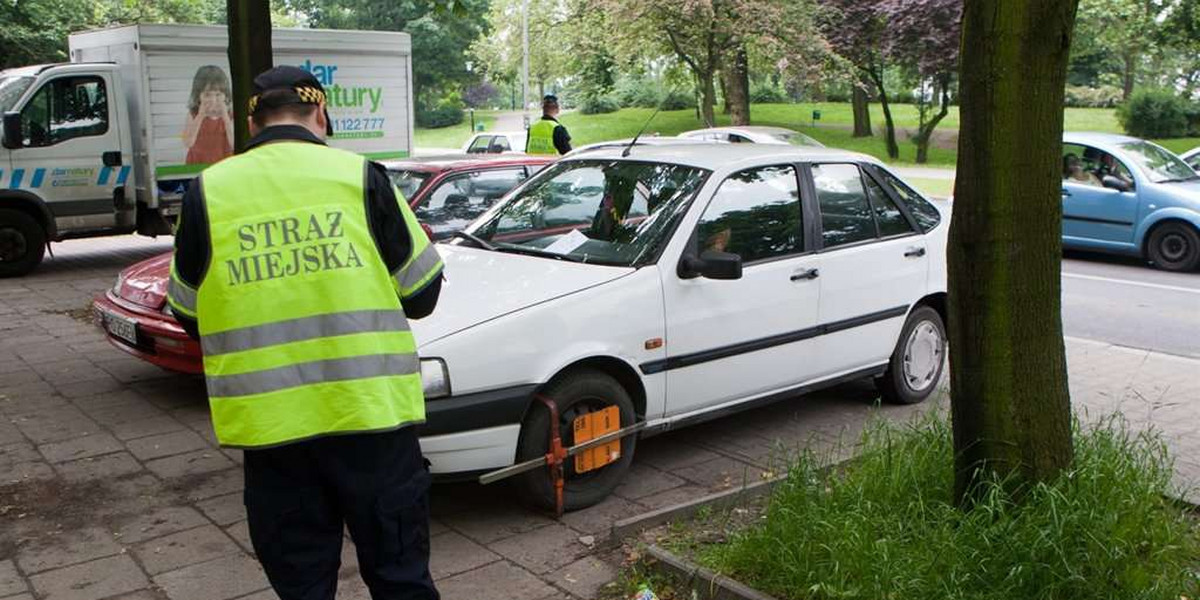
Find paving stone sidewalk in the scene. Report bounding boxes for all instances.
[1,237,1197,600]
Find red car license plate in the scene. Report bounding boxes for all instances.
[104,311,138,345]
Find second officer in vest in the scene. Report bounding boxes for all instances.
[167,66,444,600]
[525,94,572,155]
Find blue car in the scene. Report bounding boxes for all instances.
[1061,132,1200,271]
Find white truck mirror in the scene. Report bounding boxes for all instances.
[1,112,21,150]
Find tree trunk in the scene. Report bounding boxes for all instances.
[852,77,873,137]
[1121,51,1136,101]
[720,70,731,115]
[700,72,717,127]
[914,74,952,164]
[867,67,899,160]
[724,46,750,126]
[227,0,273,153]
[949,0,1077,507]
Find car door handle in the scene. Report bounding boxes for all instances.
[904,247,926,258]
[790,268,819,281]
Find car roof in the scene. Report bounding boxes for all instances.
[469,130,526,138]
[562,142,880,171]
[378,154,553,172]
[682,126,797,136]
[1063,131,1144,147]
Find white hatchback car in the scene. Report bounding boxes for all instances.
[461,130,528,154]
[413,144,948,510]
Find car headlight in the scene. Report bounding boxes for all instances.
[420,358,450,400]
[111,272,126,298]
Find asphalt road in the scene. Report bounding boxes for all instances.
[1061,251,1200,358]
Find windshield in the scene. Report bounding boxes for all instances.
[0,76,34,113]
[466,160,709,266]
[770,132,822,147]
[1119,141,1198,183]
[387,169,431,200]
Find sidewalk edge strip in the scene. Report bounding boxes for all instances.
[645,544,782,600]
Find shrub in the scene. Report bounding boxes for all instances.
[750,82,788,104]
[614,83,661,109]
[659,89,695,111]
[415,102,464,128]
[578,94,620,115]
[696,413,1200,600]
[1118,89,1193,138]
[1064,85,1123,108]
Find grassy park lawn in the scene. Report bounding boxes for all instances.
[663,415,1200,600]
[412,111,496,149]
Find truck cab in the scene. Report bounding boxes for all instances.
[1,63,140,276]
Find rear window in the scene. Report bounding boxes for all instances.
[876,168,942,232]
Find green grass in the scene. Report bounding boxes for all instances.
[412,111,497,149]
[905,177,955,198]
[693,414,1199,600]
[1150,137,1200,155]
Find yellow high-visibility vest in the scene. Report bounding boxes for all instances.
[167,142,443,448]
[526,118,559,155]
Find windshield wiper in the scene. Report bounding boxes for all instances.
[1158,175,1200,183]
[451,230,496,250]
[493,244,585,262]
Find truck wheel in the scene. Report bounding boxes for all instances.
[877,305,946,405]
[514,369,637,512]
[1146,222,1200,272]
[0,209,46,278]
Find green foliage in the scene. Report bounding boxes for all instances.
[1064,85,1124,109]
[659,90,695,111]
[579,95,621,115]
[750,82,788,104]
[694,414,1199,600]
[613,78,662,109]
[415,94,464,128]
[1118,89,1194,138]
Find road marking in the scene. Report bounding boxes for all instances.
[1062,272,1200,295]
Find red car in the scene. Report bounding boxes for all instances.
[92,154,554,374]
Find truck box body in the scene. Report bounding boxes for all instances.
[68,24,414,209]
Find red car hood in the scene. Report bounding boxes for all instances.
[118,251,172,309]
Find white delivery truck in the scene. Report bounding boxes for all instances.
[0,24,414,276]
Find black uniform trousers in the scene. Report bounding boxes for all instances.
[243,427,439,600]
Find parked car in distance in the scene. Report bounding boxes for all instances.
[92,154,553,374]
[461,130,528,154]
[567,135,718,156]
[1061,132,1200,271]
[1179,146,1200,172]
[679,126,824,147]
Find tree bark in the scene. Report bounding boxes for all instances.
[866,66,899,160]
[719,70,731,115]
[724,46,750,125]
[227,0,273,153]
[851,77,873,137]
[950,0,1078,506]
[1121,51,1136,101]
[699,72,717,127]
[913,74,952,164]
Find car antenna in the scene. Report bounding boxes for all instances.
[622,97,667,158]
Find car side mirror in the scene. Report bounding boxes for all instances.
[1101,175,1132,193]
[678,251,743,280]
[2,112,21,149]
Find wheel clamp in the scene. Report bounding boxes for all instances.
[478,395,646,518]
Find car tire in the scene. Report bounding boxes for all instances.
[877,305,946,405]
[514,369,637,512]
[1146,222,1200,272]
[0,209,47,278]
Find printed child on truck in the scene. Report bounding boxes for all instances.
[182,65,234,165]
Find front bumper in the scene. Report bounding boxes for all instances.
[92,292,203,374]
[420,384,538,474]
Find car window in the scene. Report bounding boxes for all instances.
[19,76,108,147]
[387,169,431,200]
[467,135,492,153]
[728,134,751,143]
[876,169,941,232]
[1119,141,1197,183]
[864,173,913,237]
[813,163,876,248]
[490,136,512,153]
[1063,143,1135,187]
[1186,152,1200,172]
[416,168,529,239]
[697,165,802,262]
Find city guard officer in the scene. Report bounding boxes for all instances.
[167,65,444,600]
[525,94,572,155]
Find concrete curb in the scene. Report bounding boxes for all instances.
[609,476,786,542]
[645,544,780,600]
